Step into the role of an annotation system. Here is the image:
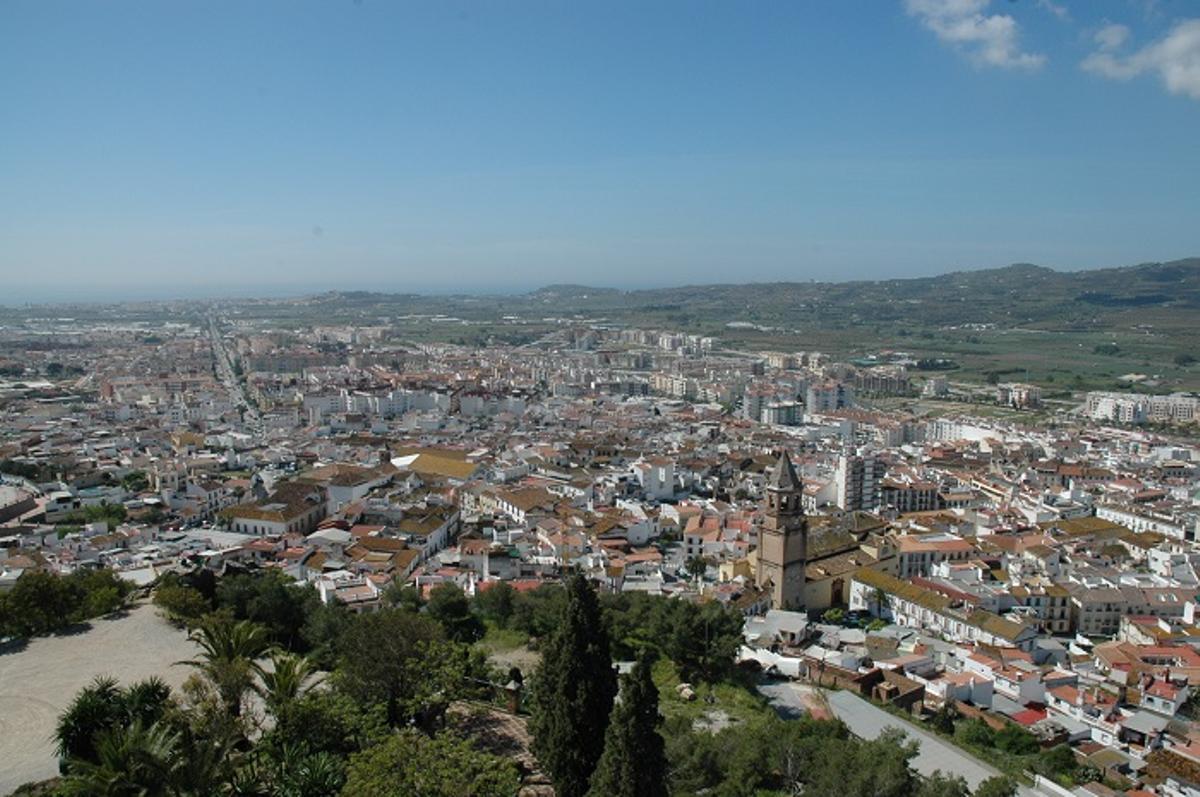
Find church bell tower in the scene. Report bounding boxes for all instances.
[756,452,808,611]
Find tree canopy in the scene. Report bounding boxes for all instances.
[340,730,520,797]
[586,654,668,797]
[529,574,618,797]
[0,568,132,638]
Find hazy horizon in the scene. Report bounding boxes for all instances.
[4,1,1200,298]
[4,255,1197,309]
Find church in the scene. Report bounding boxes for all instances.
[749,451,898,614]
[754,452,809,611]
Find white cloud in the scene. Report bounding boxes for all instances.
[1036,0,1070,22]
[905,0,1047,70]
[1082,19,1200,100]
[1094,23,1130,51]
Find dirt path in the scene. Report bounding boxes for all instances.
[0,602,198,795]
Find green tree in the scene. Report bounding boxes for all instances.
[529,574,617,797]
[67,568,133,619]
[265,745,347,797]
[121,677,173,729]
[474,581,516,627]
[216,569,319,651]
[66,503,128,531]
[954,718,995,749]
[54,676,174,777]
[508,582,566,638]
[340,729,520,797]
[805,728,920,797]
[1032,744,1079,779]
[300,601,353,670]
[0,459,40,479]
[255,650,322,717]
[929,701,960,735]
[54,676,129,765]
[1,570,82,636]
[994,723,1039,755]
[667,599,743,683]
[179,616,270,717]
[58,721,181,797]
[871,585,890,618]
[975,775,1018,797]
[1074,763,1102,785]
[685,555,708,580]
[333,608,444,725]
[426,582,484,643]
[154,582,211,625]
[822,607,846,625]
[382,582,424,612]
[587,654,668,797]
[266,690,388,760]
[918,771,971,797]
[120,471,150,493]
[83,585,124,618]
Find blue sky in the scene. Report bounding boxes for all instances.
[2,0,1199,301]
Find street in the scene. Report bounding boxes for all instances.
[207,314,262,434]
[762,682,1039,796]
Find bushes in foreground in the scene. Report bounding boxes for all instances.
[0,568,132,638]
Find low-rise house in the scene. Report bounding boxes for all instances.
[850,569,1037,650]
[222,482,328,536]
[1009,582,1071,634]
[1046,684,1123,746]
[896,533,975,578]
[396,505,460,562]
[316,573,382,612]
[482,486,557,525]
[924,670,994,709]
[1138,673,1190,717]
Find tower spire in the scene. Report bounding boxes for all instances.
[768,451,802,492]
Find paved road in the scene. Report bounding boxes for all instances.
[762,682,1038,796]
[207,314,261,433]
[758,679,823,719]
[0,604,198,795]
[825,690,1038,797]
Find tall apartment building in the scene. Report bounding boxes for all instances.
[806,382,854,413]
[922,376,948,397]
[853,368,911,396]
[761,402,803,426]
[997,382,1042,409]
[835,448,886,511]
[1085,391,1199,424]
[742,387,767,422]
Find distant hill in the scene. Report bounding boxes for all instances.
[525,257,1200,331]
[529,284,621,299]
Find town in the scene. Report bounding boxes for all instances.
[2,300,1200,797]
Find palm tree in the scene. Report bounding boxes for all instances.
[58,721,180,796]
[272,745,345,797]
[179,616,269,717]
[54,676,125,765]
[123,676,173,727]
[54,676,176,775]
[254,649,322,717]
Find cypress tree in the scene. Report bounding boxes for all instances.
[587,652,669,797]
[529,574,618,797]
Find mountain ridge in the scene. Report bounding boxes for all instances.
[521,258,1199,298]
